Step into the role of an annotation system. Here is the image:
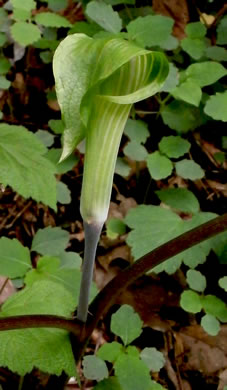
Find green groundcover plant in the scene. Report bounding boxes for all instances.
[0,1,226,389]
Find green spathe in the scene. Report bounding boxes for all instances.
[53,33,168,224]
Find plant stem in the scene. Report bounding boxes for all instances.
[0,315,81,337]
[77,221,103,322]
[82,213,227,346]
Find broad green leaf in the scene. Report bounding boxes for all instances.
[185,22,206,38]
[0,57,11,74]
[204,91,227,122]
[140,347,165,372]
[48,119,65,134]
[126,346,140,358]
[0,281,76,376]
[218,276,227,292]
[111,304,143,345]
[124,119,149,144]
[127,14,174,48]
[202,295,227,322]
[217,16,227,45]
[56,181,71,204]
[0,124,56,209]
[31,226,70,256]
[94,377,122,390]
[161,101,202,133]
[186,62,227,87]
[181,37,206,60]
[105,0,135,4]
[146,151,173,180]
[86,1,122,33]
[106,218,126,239]
[11,0,35,12]
[48,0,68,11]
[46,148,79,174]
[114,354,152,390]
[155,188,199,214]
[171,79,202,107]
[0,237,31,278]
[125,206,219,272]
[205,46,227,61]
[160,63,179,92]
[97,342,123,363]
[59,251,82,269]
[201,314,220,336]
[40,51,52,64]
[35,12,72,28]
[175,159,204,180]
[124,141,148,161]
[186,270,206,292]
[0,75,10,89]
[69,21,102,37]
[159,136,190,158]
[35,129,55,147]
[10,22,41,46]
[115,157,131,177]
[83,355,108,381]
[53,33,168,224]
[0,32,7,47]
[180,290,202,313]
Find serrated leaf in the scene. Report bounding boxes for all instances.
[56,181,71,204]
[186,62,227,87]
[186,270,206,292]
[45,148,79,174]
[175,159,204,180]
[115,157,131,177]
[0,75,10,89]
[127,14,174,48]
[59,251,82,269]
[159,136,190,158]
[0,32,7,47]
[0,280,76,376]
[204,91,227,122]
[48,0,68,12]
[155,188,199,214]
[0,57,11,75]
[181,37,206,60]
[86,1,122,33]
[140,347,165,372]
[185,22,206,38]
[94,377,122,390]
[201,314,220,336]
[106,218,126,239]
[35,12,72,28]
[10,22,41,46]
[205,46,227,61]
[171,79,202,107]
[114,354,152,390]
[111,305,143,345]
[124,119,149,144]
[35,129,55,147]
[218,276,227,292]
[180,290,202,313]
[83,355,108,381]
[217,16,227,45]
[31,226,70,256]
[0,237,31,278]
[160,63,179,92]
[146,151,173,180]
[0,124,56,209]
[161,101,203,133]
[48,119,65,134]
[11,0,35,12]
[202,295,227,322]
[124,141,148,161]
[97,342,123,363]
[69,21,102,37]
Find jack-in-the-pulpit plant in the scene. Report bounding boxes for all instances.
[53,33,169,322]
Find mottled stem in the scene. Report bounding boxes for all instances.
[77,221,103,322]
